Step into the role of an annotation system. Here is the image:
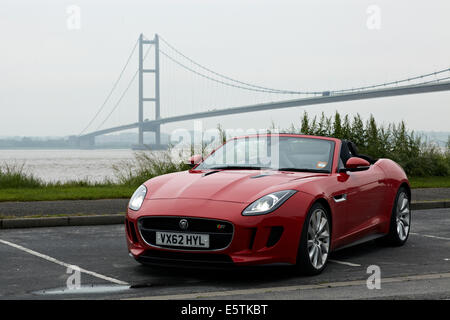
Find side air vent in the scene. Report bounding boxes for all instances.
[248,228,257,250]
[126,219,139,244]
[266,226,284,247]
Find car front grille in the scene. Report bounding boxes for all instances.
[137,250,234,268]
[138,216,234,251]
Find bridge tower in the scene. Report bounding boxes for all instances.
[138,33,161,148]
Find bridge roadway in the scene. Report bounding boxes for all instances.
[79,81,450,140]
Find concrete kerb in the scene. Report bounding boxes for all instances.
[0,215,125,229]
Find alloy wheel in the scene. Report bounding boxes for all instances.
[307,208,330,269]
[396,192,410,241]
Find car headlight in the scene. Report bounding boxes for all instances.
[242,190,297,216]
[129,185,147,211]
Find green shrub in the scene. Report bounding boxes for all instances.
[0,163,43,188]
[113,149,190,187]
[289,111,450,177]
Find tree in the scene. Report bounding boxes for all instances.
[300,112,310,134]
[351,114,365,152]
[447,136,450,154]
[324,116,333,136]
[316,112,326,136]
[341,114,352,140]
[217,124,227,144]
[333,111,343,138]
[377,125,391,158]
[365,115,379,158]
[310,115,318,135]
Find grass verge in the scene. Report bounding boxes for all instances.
[409,176,450,189]
[0,186,135,202]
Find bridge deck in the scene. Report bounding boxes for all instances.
[80,81,450,138]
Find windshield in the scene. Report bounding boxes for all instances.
[196,136,335,173]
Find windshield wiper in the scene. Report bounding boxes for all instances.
[277,168,329,173]
[209,165,266,170]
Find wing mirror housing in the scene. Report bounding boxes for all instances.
[342,157,370,172]
[186,154,203,168]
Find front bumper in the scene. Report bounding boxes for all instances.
[125,193,313,266]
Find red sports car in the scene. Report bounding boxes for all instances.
[125,134,411,274]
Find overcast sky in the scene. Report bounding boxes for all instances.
[0,0,449,137]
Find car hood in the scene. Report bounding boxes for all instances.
[144,169,327,203]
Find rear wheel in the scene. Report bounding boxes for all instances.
[378,187,411,246]
[296,202,331,275]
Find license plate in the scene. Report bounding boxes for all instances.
[155,232,210,248]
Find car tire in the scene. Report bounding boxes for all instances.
[377,186,411,247]
[296,202,331,275]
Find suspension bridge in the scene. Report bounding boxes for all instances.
[77,33,450,148]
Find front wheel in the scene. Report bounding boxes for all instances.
[378,187,411,246]
[296,202,331,275]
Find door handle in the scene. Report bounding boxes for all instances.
[333,194,347,203]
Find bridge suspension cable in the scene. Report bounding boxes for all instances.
[332,68,450,94]
[159,35,450,96]
[405,75,450,86]
[159,36,320,95]
[159,49,309,94]
[79,38,139,135]
[95,44,154,131]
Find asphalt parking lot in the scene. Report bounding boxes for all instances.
[1,208,450,300]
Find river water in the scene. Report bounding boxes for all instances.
[0,149,137,183]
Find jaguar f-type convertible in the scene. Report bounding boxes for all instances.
[125,134,411,274]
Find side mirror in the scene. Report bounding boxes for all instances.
[186,154,203,168]
[344,157,370,172]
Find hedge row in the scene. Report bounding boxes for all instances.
[286,111,450,177]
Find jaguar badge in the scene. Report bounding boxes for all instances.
[179,219,188,230]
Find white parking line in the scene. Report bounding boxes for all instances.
[328,259,361,267]
[0,238,128,286]
[410,232,450,241]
